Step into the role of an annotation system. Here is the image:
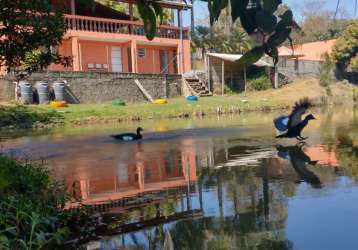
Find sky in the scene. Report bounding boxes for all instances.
[181,0,358,26]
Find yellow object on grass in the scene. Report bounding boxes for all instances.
[153,99,168,104]
[49,101,67,107]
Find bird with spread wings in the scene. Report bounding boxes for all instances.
[274,98,316,141]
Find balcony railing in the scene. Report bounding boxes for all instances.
[65,14,189,40]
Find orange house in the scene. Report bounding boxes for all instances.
[49,0,192,74]
[277,39,336,77]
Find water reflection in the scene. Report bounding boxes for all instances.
[2,108,358,250]
[277,144,322,188]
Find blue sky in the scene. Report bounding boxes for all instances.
[182,0,357,26]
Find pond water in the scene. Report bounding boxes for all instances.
[2,107,358,250]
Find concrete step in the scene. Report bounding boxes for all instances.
[185,78,200,82]
[199,93,213,97]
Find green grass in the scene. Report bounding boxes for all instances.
[30,95,286,125]
[0,105,62,129]
[1,78,354,128]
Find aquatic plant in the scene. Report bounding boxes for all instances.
[0,156,68,249]
[0,155,97,249]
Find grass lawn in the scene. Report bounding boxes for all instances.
[1,78,355,128]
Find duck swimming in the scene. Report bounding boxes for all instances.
[274,98,316,140]
[111,127,143,141]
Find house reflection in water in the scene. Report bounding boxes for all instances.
[68,139,198,207]
[304,144,339,167]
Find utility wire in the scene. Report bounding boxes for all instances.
[334,0,341,20]
[355,0,357,17]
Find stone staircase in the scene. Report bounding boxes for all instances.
[184,77,212,97]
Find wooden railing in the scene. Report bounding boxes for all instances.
[64,14,189,40]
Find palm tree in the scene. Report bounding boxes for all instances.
[191,26,213,61]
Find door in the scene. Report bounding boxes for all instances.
[160,50,169,74]
[111,47,123,72]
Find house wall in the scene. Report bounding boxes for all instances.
[66,30,190,73]
[137,45,177,74]
[208,57,245,94]
[277,58,321,79]
[0,72,182,103]
[49,38,182,74]
[48,39,73,72]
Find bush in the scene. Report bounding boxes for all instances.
[224,85,235,94]
[247,74,272,91]
[0,156,68,249]
[353,88,358,103]
[319,53,334,88]
[0,156,97,249]
[0,105,62,129]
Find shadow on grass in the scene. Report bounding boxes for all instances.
[0,105,63,129]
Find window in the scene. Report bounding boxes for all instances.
[138,48,146,58]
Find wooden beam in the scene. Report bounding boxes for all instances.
[207,55,211,92]
[134,79,154,102]
[178,9,184,74]
[274,66,279,89]
[221,60,225,96]
[244,66,247,93]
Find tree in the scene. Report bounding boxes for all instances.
[1,0,296,73]
[290,1,351,44]
[191,26,213,59]
[202,0,298,65]
[0,0,69,72]
[97,0,173,24]
[331,20,358,72]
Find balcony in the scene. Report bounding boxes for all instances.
[65,14,189,40]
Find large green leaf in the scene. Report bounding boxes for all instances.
[235,46,265,66]
[240,9,258,34]
[263,0,282,14]
[256,10,277,33]
[280,9,293,25]
[231,0,249,22]
[210,0,228,24]
[137,0,157,40]
[152,2,164,24]
[267,22,291,47]
[264,46,278,64]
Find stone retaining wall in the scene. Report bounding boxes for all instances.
[0,72,183,103]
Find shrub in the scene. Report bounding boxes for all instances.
[0,105,62,129]
[319,53,334,89]
[353,88,358,103]
[224,85,235,94]
[0,156,68,249]
[0,156,97,249]
[247,74,272,91]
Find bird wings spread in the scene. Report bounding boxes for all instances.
[274,115,289,132]
[287,98,312,129]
